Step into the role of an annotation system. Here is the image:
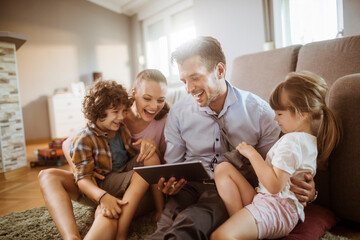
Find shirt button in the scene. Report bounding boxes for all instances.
[216,154,219,157]
[216,138,219,141]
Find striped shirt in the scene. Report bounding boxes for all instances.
[70,122,134,182]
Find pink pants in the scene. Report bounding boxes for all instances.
[245,193,299,239]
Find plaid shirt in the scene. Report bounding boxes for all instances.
[70,122,134,182]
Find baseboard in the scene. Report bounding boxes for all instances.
[0,166,28,180]
[26,138,51,145]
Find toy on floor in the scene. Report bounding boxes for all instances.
[30,138,68,167]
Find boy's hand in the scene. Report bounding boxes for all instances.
[236,142,257,159]
[133,139,157,162]
[290,173,316,207]
[99,193,128,219]
[93,172,105,180]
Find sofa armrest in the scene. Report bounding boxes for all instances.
[327,73,360,223]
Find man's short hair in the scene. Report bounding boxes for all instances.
[171,36,226,71]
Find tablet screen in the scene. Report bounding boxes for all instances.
[134,161,211,184]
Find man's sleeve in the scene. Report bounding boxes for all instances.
[163,107,186,164]
[256,101,281,159]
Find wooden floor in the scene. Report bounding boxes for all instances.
[0,139,70,216]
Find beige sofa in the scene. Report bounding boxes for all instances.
[230,35,360,225]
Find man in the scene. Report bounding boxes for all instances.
[147,36,316,239]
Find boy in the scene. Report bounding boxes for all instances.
[71,80,163,240]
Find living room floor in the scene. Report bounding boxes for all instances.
[0,139,70,216]
[0,139,359,239]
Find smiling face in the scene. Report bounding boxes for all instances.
[96,105,128,133]
[274,110,303,134]
[273,89,310,134]
[178,55,224,109]
[133,80,167,122]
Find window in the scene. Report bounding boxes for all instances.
[143,4,196,85]
[273,0,343,48]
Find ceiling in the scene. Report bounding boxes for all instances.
[87,0,151,16]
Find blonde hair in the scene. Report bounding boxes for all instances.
[269,71,341,168]
[133,69,169,120]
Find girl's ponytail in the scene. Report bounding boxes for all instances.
[317,105,342,169]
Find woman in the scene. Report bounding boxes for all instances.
[38,69,168,240]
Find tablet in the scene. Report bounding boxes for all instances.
[133,161,211,184]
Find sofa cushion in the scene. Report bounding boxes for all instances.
[296,35,360,89]
[282,204,338,240]
[327,74,360,223]
[230,45,301,102]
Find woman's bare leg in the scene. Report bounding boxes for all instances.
[38,168,82,240]
[116,173,149,240]
[84,206,117,240]
[144,154,164,221]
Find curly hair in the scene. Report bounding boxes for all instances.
[83,80,133,123]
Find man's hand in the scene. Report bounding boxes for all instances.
[157,177,187,195]
[290,173,316,207]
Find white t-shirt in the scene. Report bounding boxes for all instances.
[256,132,317,221]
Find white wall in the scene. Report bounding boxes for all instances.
[343,0,360,37]
[0,0,132,140]
[193,0,265,80]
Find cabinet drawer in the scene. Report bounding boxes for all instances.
[53,122,86,139]
[53,111,84,124]
[52,97,82,111]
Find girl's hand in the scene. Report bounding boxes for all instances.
[236,141,257,159]
[99,193,128,219]
[133,139,157,162]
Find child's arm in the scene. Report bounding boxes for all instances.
[77,178,127,219]
[62,136,75,172]
[236,142,290,194]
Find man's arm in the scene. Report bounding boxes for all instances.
[157,107,187,195]
[291,173,316,206]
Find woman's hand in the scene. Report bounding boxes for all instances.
[99,193,128,219]
[157,177,187,195]
[290,173,316,207]
[132,139,158,162]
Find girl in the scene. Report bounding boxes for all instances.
[211,71,341,240]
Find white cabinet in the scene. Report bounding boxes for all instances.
[48,94,87,139]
